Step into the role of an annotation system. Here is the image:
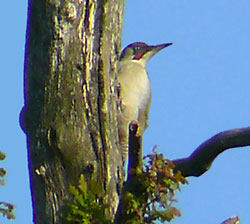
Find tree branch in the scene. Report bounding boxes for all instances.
[114,121,144,223]
[173,126,250,177]
[127,121,143,180]
[220,216,240,224]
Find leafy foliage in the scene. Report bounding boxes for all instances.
[0,202,15,220]
[65,150,187,223]
[142,150,187,223]
[0,151,15,220]
[116,149,188,223]
[63,174,110,224]
[0,151,6,186]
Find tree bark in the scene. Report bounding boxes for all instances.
[21,0,124,223]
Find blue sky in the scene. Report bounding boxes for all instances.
[1,0,250,223]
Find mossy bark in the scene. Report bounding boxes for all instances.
[21,0,124,223]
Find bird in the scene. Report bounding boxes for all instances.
[117,42,172,162]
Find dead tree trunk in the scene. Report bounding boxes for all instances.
[21,0,124,223]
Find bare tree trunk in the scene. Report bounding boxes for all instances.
[21,0,124,223]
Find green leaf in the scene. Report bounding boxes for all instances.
[0,152,6,161]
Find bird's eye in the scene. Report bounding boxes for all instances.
[134,47,141,52]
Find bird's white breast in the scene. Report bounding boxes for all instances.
[118,60,151,119]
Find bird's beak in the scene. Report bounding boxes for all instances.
[150,43,173,54]
[144,43,173,63]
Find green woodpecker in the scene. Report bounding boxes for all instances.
[117,42,172,161]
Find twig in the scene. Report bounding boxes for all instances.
[220,216,240,224]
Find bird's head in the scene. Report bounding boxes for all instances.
[119,42,173,65]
